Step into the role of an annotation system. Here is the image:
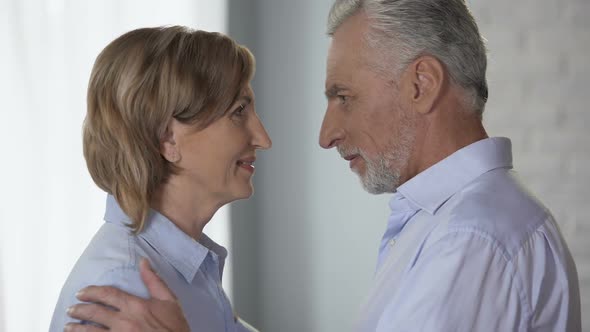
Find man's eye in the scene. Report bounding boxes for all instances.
[338,95,348,104]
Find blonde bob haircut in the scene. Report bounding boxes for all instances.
[83,26,255,232]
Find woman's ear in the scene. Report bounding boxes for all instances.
[160,119,181,163]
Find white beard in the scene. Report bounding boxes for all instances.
[358,111,417,194]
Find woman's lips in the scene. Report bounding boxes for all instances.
[237,158,255,173]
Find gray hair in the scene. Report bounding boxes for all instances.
[327,0,488,114]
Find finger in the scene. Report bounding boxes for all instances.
[67,303,116,328]
[64,322,107,332]
[139,257,176,301]
[76,285,133,311]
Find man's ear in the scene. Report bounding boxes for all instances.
[399,55,445,115]
[160,119,181,163]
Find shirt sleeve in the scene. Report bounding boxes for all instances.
[49,264,149,332]
[513,219,581,331]
[375,230,526,332]
[78,266,150,327]
[93,266,150,298]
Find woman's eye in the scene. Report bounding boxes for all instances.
[233,104,246,116]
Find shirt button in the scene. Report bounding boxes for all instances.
[389,239,396,247]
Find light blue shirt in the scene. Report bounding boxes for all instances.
[50,195,256,332]
[356,137,581,331]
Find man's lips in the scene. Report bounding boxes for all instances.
[343,154,361,169]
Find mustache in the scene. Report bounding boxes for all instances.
[337,145,360,158]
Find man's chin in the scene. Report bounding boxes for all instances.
[360,178,387,195]
[359,174,398,195]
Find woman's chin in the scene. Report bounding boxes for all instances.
[230,185,254,201]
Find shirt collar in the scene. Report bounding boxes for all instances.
[103,195,227,283]
[396,137,513,215]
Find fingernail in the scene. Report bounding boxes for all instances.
[67,306,74,315]
[75,289,85,298]
[64,323,73,331]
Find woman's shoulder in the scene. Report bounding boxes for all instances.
[82,222,149,267]
[57,221,153,295]
[49,223,152,331]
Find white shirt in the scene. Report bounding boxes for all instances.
[50,195,256,332]
[356,137,581,331]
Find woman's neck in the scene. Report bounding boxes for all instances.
[150,177,224,240]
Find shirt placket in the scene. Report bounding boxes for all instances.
[204,252,235,332]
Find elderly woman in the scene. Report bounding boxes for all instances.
[49,26,270,332]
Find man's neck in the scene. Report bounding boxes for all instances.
[404,99,488,183]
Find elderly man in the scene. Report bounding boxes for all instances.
[66,0,581,331]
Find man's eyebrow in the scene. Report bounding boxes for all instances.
[325,85,348,98]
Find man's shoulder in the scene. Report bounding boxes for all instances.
[438,169,552,258]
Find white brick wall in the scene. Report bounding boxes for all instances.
[470,0,590,329]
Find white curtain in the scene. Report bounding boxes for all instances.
[0,1,230,331]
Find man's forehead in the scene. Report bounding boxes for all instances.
[330,11,369,46]
[325,37,370,80]
[326,14,371,66]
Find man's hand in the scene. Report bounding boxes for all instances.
[65,258,190,332]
